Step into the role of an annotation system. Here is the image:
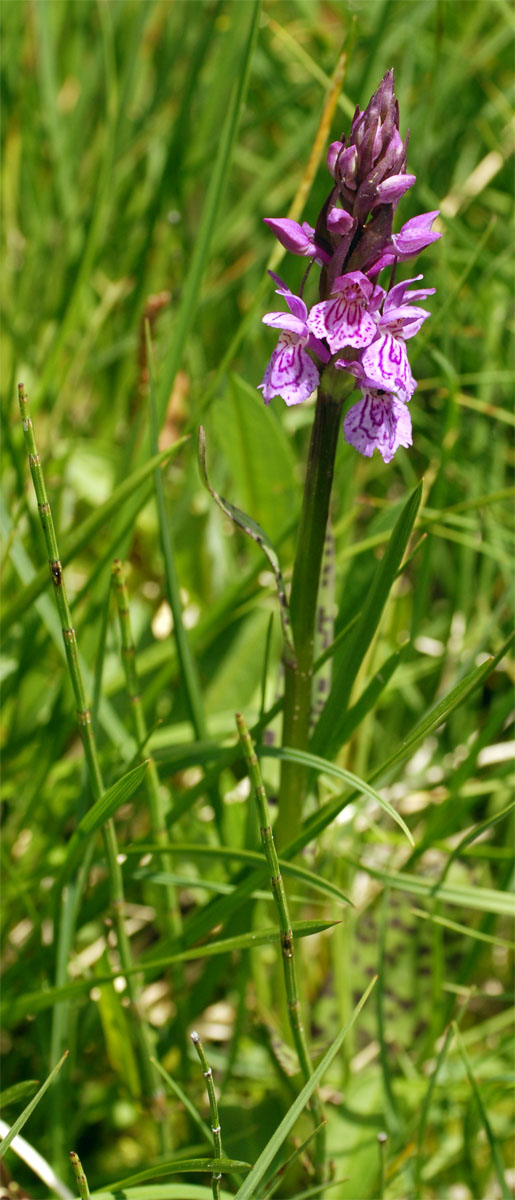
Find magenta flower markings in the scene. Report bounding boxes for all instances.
[258,69,441,464]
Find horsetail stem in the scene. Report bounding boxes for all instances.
[191,1031,223,1200]
[17,384,161,1109]
[69,1151,90,1200]
[235,711,326,1182]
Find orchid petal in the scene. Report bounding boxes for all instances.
[344,390,412,462]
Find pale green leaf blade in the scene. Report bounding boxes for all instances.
[108,1159,251,1191]
[233,979,376,1200]
[198,425,294,661]
[0,1051,68,1160]
[311,480,423,758]
[261,745,414,846]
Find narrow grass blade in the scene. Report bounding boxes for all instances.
[414,993,472,1198]
[147,326,208,743]
[59,761,149,883]
[261,1120,328,1198]
[341,861,514,917]
[90,1189,234,1199]
[311,481,422,758]
[233,978,376,1200]
[377,892,400,1134]
[453,1022,511,1200]
[412,907,515,950]
[3,921,339,1024]
[0,1050,68,1160]
[142,918,339,968]
[432,798,515,892]
[335,644,408,747]
[0,1082,38,1109]
[199,426,294,664]
[3,443,187,634]
[371,633,513,784]
[124,842,352,908]
[0,1118,73,1200]
[108,1161,250,1191]
[150,1057,212,1147]
[261,745,414,846]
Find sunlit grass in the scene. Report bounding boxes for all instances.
[1,2,513,1198]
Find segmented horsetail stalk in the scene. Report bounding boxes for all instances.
[17,384,161,1109]
[235,712,327,1183]
[191,1031,223,1200]
[69,1151,90,1200]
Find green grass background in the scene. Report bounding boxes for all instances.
[1,1,513,1198]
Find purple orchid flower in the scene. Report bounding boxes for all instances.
[263,218,331,265]
[259,71,440,462]
[307,271,381,353]
[258,278,330,406]
[359,275,434,402]
[343,387,412,463]
[369,210,442,274]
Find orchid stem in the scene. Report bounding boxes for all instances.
[275,377,350,850]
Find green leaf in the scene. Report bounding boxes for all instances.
[311,480,423,758]
[0,1081,39,1109]
[343,860,514,917]
[432,797,515,892]
[371,634,513,784]
[124,842,352,908]
[142,918,339,969]
[412,907,515,950]
[90,1189,233,1200]
[1,921,338,1025]
[211,372,297,540]
[233,979,376,1199]
[198,425,295,663]
[108,1159,251,1191]
[59,760,149,883]
[2,442,188,634]
[260,745,414,846]
[94,952,141,1099]
[453,1022,511,1200]
[0,1050,68,1160]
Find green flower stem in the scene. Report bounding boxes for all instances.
[18,384,160,1110]
[275,378,351,850]
[236,712,326,1182]
[191,1031,223,1200]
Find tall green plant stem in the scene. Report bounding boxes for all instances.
[275,379,349,849]
[18,385,161,1112]
[236,713,326,1183]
